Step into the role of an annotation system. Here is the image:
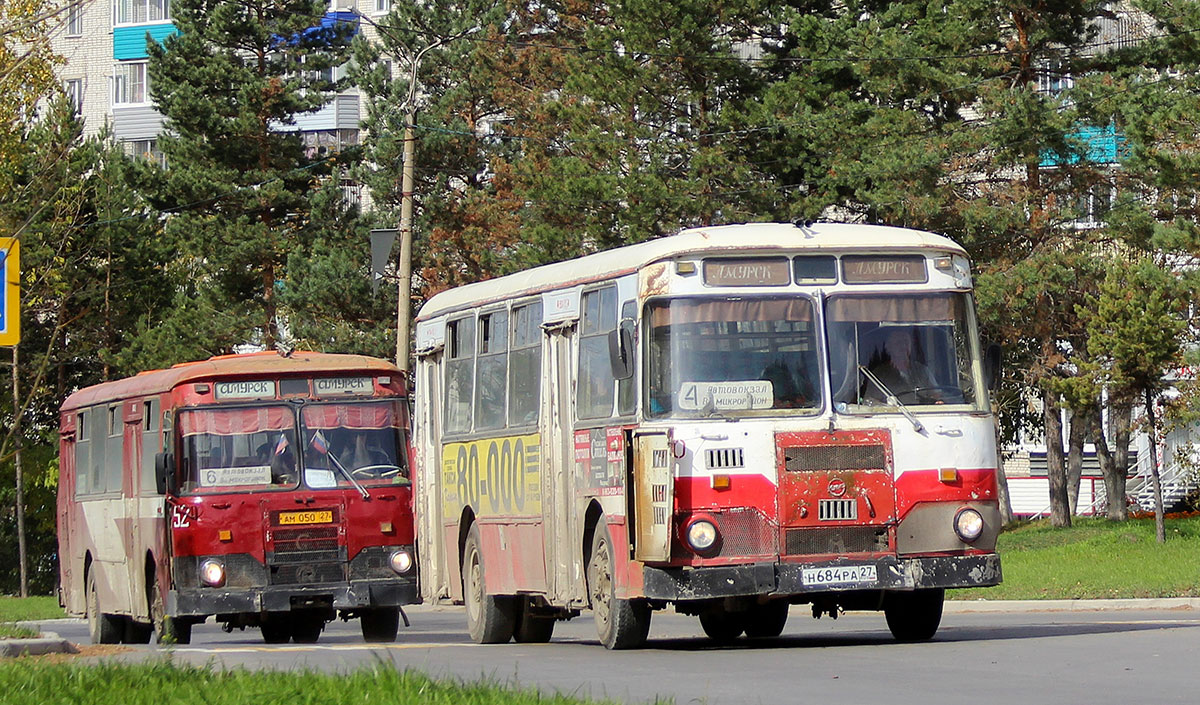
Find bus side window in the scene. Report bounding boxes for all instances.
[75,410,91,497]
[445,316,476,434]
[475,309,509,432]
[578,286,617,420]
[508,301,542,428]
[617,300,636,416]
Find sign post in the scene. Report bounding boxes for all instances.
[0,238,19,346]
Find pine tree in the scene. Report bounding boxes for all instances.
[140,0,358,353]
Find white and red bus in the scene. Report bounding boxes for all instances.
[412,222,1001,649]
[57,352,417,645]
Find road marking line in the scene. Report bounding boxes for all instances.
[171,642,473,654]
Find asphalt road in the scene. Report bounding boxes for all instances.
[34,604,1200,705]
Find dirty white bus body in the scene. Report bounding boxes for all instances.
[412,222,1001,649]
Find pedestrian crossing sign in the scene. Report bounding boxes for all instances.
[0,238,19,346]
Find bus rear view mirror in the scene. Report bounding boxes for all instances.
[608,320,635,380]
[155,452,175,495]
[984,343,1002,391]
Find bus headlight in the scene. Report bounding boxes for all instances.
[954,508,985,543]
[389,549,413,574]
[199,558,226,587]
[685,519,719,553]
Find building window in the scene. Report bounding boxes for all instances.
[67,1,84,35]
[374,0,391,14]
[113,62,147,104]
[1036,57,1073,96]
[115,0,170,25]
[64,79,84,116]
[124,139,166,168]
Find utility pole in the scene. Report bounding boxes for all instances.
[12,345,27,597]
[359,11,479,373]
[396,110,415,373]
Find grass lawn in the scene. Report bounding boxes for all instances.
[0,661,629,705]
[0,596,65,623]
[952,514,1200,600]
[0,624,38,639]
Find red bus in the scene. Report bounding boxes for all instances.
[57,352,417,645]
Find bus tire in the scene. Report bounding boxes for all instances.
[513,598,555,643]
[261,616,291,644]
[86,570,122,644]
[884,588,944,642]
[588,524,650,650]
[291,612,325,644]
[360,607,400,642]
[124,619,153,644]
[744,601,789,638]
[462,523,516,644]
[150,573,191,645]
[699,608,744,644]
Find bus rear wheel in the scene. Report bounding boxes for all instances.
[744,601,789,638]
[698,608,744,644]
[884,588,945,642]
[86,570,122,644]
[290,612,325,643]
[588,524,650,650]
[463,523,516,644]
[513,598,555,643]
[360,607,400,642]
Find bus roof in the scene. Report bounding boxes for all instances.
[61,351,400,412]
[417,222,966,320]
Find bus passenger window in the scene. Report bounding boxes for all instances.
[445,317,475,433]
[508,302,542,427]
[578,287,617,420]
[475,310,508,431]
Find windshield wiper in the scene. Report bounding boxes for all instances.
[327,451,371,500]
[857,365,926,434]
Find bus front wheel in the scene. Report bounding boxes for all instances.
[463,523,516,644]
[884,588,945,642]
[150,574,191,644]
[588,524,650,650]
[86,570,122,644]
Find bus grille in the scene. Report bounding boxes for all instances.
[784,445,886,472]
[705,447,745,469]
[269,562,347,585]
[272,526,339,553]
[784,527,888,555]
[818,499,858,521]
[700,508,778,558]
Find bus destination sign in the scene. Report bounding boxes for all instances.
[214,380,276,400]
[841,255,928,284]
[314,377,373,396]
[703,258,790,287]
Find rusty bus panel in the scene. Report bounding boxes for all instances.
[633,433,672,563]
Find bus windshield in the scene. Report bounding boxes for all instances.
[827,292,984,412]
[646,297,821,418]
[177,401,408,495]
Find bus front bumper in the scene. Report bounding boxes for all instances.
[169,577,419,617]
[641,553,1000,602]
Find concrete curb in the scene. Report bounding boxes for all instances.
[945,598,1200,613]
[0,631,78,658]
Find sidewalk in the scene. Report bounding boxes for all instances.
[945,597,1200,613]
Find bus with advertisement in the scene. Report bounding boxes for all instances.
[411,222,1001,649]
[57,351,417,645]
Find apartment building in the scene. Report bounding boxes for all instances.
[50,0,390,162]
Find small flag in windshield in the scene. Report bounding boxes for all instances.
[310,430,330,454]
[274,433,289,455]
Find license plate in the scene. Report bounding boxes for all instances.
[801,565,878,587]
[278,510,333,525]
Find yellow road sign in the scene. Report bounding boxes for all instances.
[0,238,19,346]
